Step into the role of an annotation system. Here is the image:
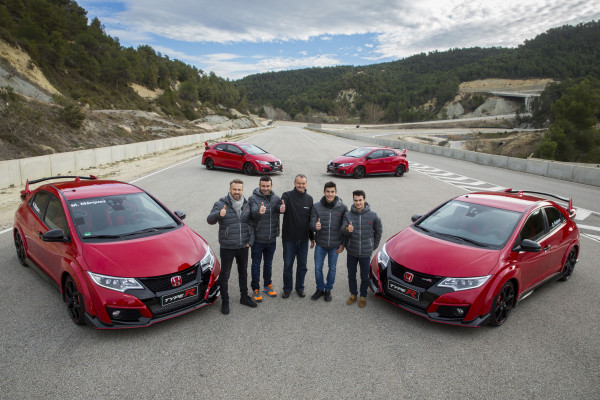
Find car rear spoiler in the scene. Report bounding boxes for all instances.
[20,175,97,200]
[504,189,577,219]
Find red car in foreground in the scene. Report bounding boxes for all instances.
[370,189,580,327]
[202,141,283,175]
[327,146,409,178]
[13,176,220,329]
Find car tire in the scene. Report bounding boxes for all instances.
[559,248,577,281]
[205,158,214,170]
[14,230,27,266]
[244,162,256,175]
[64,276,86,326]
[353,166,365,179]
[489,281,515,327]
[395,165,405,177]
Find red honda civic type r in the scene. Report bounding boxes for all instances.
[370,190,580,327]
[13,176,221,329]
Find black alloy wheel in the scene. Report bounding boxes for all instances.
[353,166,365,179]
[64,276,86,325]
[395,165,405,177]
[14,231,27,266]
[489,281,515,327]
[244,162,256,175]
[205,158,215,169]
[559,249,577,281]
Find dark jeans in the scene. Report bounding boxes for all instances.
[282,239,309,293]
[250,241,276,290]
[219,247,249,302]
[347,253,370,297]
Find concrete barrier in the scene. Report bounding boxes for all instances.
[1,126,266,189]
[312,127,600,187]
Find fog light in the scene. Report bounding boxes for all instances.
[456,308,465,315]
[112,310,121,318]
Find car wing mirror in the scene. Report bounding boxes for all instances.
[519,239,542,252]
[174,210,186,220]
[42,229,69,243]
[411,214,422,223]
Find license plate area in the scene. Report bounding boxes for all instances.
[161,286,199,306]
[388,280,420,301]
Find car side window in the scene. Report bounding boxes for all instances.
[519,209,546,242]
[384,150,396,157]
[544,206,564,231]
[44,195,68,233]
[368,150,385,159]
[29,191,51,217]
[215,144,227,151]
[229,145,243,155]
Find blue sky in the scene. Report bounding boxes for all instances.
[77,0,600,80]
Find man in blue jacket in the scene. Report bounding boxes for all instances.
[207,179,257,315]
[341,190,383,308]
[310,181,347,302]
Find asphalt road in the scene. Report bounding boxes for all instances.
[1,125,598,399]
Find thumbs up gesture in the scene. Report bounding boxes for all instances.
[315,218,321,230]
[259,202,266,215]
[280,199,286,213]
[347,221,354,233]
[219,204,227,217]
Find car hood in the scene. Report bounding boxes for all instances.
[331,156,360,164]
[252,154,279,162]
[385,227,500,277]
[82,227,207,277]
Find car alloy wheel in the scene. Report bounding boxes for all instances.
[64,276,86,325]
[14,231,27,266]
[353,166,365,179]
[244,162,256,175]
[489,281,515,327]
[559,248,577,281]
[205,158,214,170]
[395,165,405,177]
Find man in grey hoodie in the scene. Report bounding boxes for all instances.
[341,189,382,308]
[207,179,257,315]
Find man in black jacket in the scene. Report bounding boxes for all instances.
[280,174,314,298]
[248,176,282,302]
[207,179,257,315]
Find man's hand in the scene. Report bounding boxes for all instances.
[279,199,286,213]
[310,240,315,249]
[259,202,266,215]
[315,218,321,231]
[347,221,354,232]
[335,244,344,254]
[219,205,227,217]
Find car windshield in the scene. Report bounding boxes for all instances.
[67,192,179,241]
[238,144,267,155]
[343,148,374,158]
[414,199,522,248]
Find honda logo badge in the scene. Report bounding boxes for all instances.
[404,272,414,283]
[171,275,182,287]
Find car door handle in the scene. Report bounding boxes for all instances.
[543,245,551,252]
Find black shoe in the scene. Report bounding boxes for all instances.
[282,291,291,298]
[324,291,332,302]
[240,296,257,308]
[311,290,324,300]
[296,290,306,298]
[221,301,230,315]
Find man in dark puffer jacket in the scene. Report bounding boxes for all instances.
[207,179,256,315]
[341,189,382,308]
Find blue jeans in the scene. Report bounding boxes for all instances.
[314,244,339,292]
[347,254,370,297]
[282,239,309,293]
[250,241,276,291]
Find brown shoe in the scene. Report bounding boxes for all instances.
[358,297,367,308]
[346,294,357,305]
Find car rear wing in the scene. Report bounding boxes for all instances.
[20,175,97,200]
[504,189,577,219]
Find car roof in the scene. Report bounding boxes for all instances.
[456,192,551,213]
[44,180,143,200]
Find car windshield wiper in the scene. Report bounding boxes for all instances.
[439,233,488,247]
[121,225,176,237]
[84,234,123,239]
[414,224,431,233]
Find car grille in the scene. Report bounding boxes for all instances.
[329,162,340,168]
[269,161,281,167]
[148,292,205,316]
[139,264,199,292]
[390,261,443,289]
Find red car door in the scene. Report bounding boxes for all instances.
[227,144,246,170]
[212,143,229,168]
[542,206,571,274]
[365,150,386,174]
[382,149,398,172]
[515,209,553,292]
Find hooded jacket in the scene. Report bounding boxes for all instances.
[310,196,347,249]
[248,187,281,243]
[207,194,254,249]
[341,202,382,258]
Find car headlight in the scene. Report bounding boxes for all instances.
[256,160,270,165]
[438,276,491,291]
[339,163,354,167]
[87,272,143,292]
[200,247,215,273]
[377,244,390,270]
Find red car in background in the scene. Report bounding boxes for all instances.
[327,146,409,179]
[202,142,283,175]
[13,176,220,329]
[370,190,580,327]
